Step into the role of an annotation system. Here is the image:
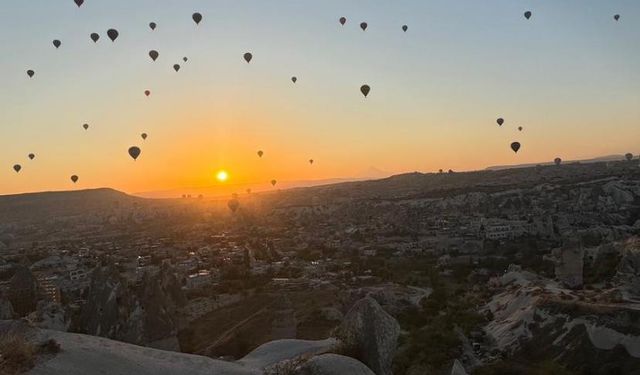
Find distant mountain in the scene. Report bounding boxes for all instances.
[485,154,628,171]
[0,188,146,224]
[135,177,374,199]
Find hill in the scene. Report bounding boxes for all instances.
[0,188,148,224]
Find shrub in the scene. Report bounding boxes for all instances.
[0,333,36,374]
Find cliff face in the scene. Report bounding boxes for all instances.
[74,263,186,349]
[483,270,640,373]
[20,296,396,375]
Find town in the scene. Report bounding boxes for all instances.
[2,159,640,374]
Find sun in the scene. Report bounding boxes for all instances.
[216,170,229,182]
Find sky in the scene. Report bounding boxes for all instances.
[1,0,639,196]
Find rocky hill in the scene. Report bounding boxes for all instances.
[0,296,399,375]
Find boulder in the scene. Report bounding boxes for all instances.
[450,359,468,375]
[296,354,375,375]
[336,297,400,375]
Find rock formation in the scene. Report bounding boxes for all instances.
[336,296,400,375]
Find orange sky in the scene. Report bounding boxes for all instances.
[1,1,639,196]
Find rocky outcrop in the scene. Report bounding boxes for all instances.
[336,297,400,375]
[0,296,15,319]
[25,328,357,375]
[7,265,38,316]
[73,263,186,349]
[616,240,640,298]
[450,359,468,375]
[602,181,636,205]
[296,354,375,375]
[546,239,584,289]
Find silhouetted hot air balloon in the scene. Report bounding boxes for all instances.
[291,76,297,83]
[360,22,368,31]
[173,64,180,72]
[625,153,633,161]
[83,123,89,130]
[53,40,61,48]
[360,84,370,98]
[90,33,100,43]
[554,157,562,166]
[339,17,346,26]
[144,90,151,97]
[511,142,521,153]
[524,11,532,20]
[439,169,443,173]
[183,57,188,62]
[27,70,35,78]
[28,153,35,160]
[244,52,253,63]
[107,29,119,42]
[309,159,314,165]
[149,22,157,30]
[141,133,147,140]
[70,175,78,183]
[128,146,141,160]
[149,50,159,61]
[497,118,504,126]
[402,25,408,32]
[192,12,202,25]
[228,198,239,213]
[614,14,620,21]
[271,179,277,187]
[518,126,523,131]
[257,150,264,158]
[74,0,84,7]
[13,165,21,173]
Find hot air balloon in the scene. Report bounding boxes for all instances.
[554,157,562,166]
[13,165,21,173]
[90,33,100,43]
[402,25,408,32]
[74,0,84,7]
[511,142,521,153]
[271,179,277,187]
[173,64,180,72]
[244,52,253,63]
[83,123,89,130]
[339,17,346,26]
[228,198,239,212]
[28,153,35,160]
[524,11,532,20]
[183,57,188,62]
[309,159,314,165]
[107,29,119,42]
[257,150,264,158]
[625,153,633,161]
[360,22,368,31]
[246,188,252,194]
[497,118,504,126]
[518,126,523,131]
[141,133,148,140]
[192,12,202,25]
[149,22,157,30]
[128,146,141,160]
[53,40,61,48]
[27,70,35,78]
[614,14,620,21]
[149,50,159,61]
[360,84,370,98]
[291,76,297,83]
[70,175,79,183]
[144,90,151,97]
